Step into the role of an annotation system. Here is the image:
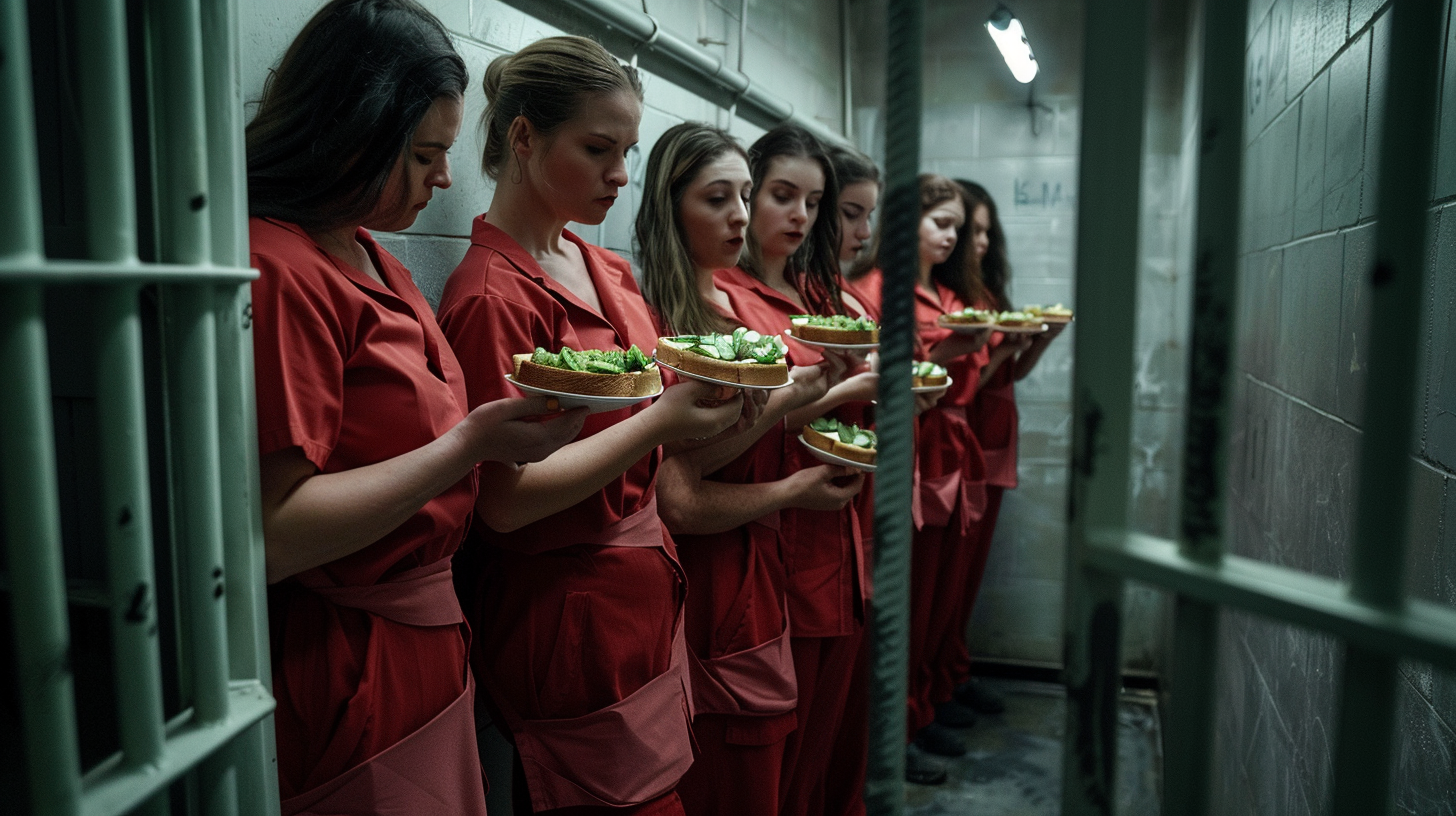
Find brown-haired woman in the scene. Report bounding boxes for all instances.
[247,1,587,812]
[638,121,861,815]
[846,174,995,783]
[713,124,878,816]
[939,180,1068,721]
[436,37,745,816]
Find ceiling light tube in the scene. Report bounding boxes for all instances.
[986,4,1038,84]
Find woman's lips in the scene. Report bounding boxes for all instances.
[726,237,744,247]
[596,196,617,207]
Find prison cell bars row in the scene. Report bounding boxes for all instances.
[0,1,278,815]
[1059,3,1456,816]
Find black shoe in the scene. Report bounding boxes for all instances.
[914,722,967,758]
[905,744,948,785]
[935,699,979,728]
[954,678,1007,714]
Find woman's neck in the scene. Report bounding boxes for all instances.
[483,178,570,258]
[695,265,732,312]
[917,258,934,292]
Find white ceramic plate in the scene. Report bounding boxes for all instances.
[911,375,954,395]
[783,328,879,351]
[505,374,661,414]
[797,434,877,472]
[653,357,793,391]
[936,317,996,334]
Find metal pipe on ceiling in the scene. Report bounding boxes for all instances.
[497,0,849,147]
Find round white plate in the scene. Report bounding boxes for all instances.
[505,374,661,414]
[936,318,995,334]
[653,357,793,391]
[784,328,879,351]
[797,434,877,472]
[994,322,1050,334]
[911,375,954,395]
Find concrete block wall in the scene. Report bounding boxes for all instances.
[240,0,850,305]
[1214,1,1456,813]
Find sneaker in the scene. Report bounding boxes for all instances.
[954,678,1007,714]
[905,744,948,785]
[913,722,968,758]
[934,699,979,728]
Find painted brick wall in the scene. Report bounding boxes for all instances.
[1215,1,1456,813]
[240,0,849,305]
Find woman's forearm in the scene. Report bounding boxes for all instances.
[475,410,663,532]
[261,424,479,584]
[657,458,797,535]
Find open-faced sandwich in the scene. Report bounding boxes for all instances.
[802,416,877,465]
[939,307,998,326]
[512,345,662,397]
[994,310,1045,328]
[912,360,949,388]
[1026,303,1074,322]
[655,327,790,386]
[788,314,879,344]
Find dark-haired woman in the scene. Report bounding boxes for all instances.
[940,180,1067,718]
[436,38,744,816]
[845,175,994,780]
[714,124,876,816]
[638,122,860,816]
[247,2,585,813]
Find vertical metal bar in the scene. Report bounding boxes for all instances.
[200,0,246,270]
[202,0,279,805]
[94,285,170,770]
[1162,1,1246,813]
[1,4,81,813]
[75,0,139,262]
[0,0,44,262]
[865,0,921,813]
[839,0,854,141]
[149,0,212,266]
[1,287,83,816]
[1331,1,1446,814]
[1061,0,1149,813]
[163,284,232,725]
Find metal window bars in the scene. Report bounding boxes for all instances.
[1,0,277,814]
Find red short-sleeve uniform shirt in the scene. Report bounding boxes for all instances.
[436,216,683,722]
[713,266,866,637]
[249,217,475,799]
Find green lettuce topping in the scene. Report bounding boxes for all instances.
[790,314,878,331]
[808,416,877,449]
[663,327,787,364]
[913,361,947,378]
[530,345,653,374]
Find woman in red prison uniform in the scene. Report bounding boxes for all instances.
[846,175,996,772]
[246,3,585,813]
[636,123,859,816]
[715,124,878,816]
[435,38,744,816]
[938,180,1069,717]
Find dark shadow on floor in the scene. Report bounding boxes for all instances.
[906,677,1163,815]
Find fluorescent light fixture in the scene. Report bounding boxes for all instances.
[986,4,1038,84]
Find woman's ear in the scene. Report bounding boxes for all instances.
[508,115,535,163]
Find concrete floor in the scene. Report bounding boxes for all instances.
[906,678,1164,815]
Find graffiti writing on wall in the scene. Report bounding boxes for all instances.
[1013,178,1072,209]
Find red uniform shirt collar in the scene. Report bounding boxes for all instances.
[266,218,407,301]
[470,216,638,351]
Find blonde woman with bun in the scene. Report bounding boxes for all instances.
[436,37,744,816]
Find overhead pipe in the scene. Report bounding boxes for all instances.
[496,0,849,147]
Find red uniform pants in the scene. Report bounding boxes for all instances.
[779,628,864,816]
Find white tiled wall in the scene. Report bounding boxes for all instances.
[240,0,846,304]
